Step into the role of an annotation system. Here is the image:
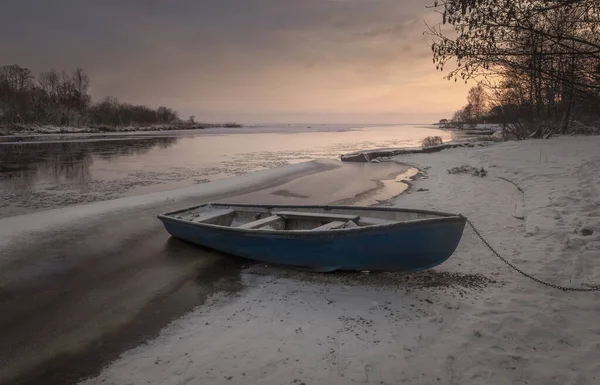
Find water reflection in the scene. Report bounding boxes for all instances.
[0,125,452,218]
[0,137,179,191]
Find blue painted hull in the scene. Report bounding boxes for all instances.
[158,205,466,272]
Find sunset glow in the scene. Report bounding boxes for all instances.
[1,0,471,123]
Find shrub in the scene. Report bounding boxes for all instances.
[422,136,443,148]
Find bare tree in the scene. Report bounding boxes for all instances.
[0,65,34,123]
[70,68,91,111]
[467,85,488,122]
[71,68,89,96]
[38,69,60,100]
[426,0,600,137]
[0,65,33,92]
[156,106,178,123]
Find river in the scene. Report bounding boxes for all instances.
[0,124,450,218]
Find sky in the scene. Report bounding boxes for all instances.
[1,0,471,124]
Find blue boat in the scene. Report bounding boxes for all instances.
[157,203,466,272]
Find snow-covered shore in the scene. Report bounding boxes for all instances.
[0,123,243,136]
[81,136,600,385]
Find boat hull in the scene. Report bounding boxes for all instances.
[159,205,466,272]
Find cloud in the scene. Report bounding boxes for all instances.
[0,0,467,122]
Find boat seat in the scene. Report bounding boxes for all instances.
[275,211,359,223]
[191,209,235,225]
[359,217,397,226]
[312,221,347,231]
[238,215,285,230]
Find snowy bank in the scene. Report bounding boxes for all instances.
[81,136,600,385]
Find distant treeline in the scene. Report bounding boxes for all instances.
[0,64,219,128]
[429,0,600,139]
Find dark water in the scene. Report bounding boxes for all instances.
[0,137,178,189]
[4,237,250,385]
[0,125,451,217]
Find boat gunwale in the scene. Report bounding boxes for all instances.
[157,203,466,237]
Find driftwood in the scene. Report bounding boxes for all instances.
[463,130,494,135]
[341,143,474,163]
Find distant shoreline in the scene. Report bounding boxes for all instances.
[0,122,243,136]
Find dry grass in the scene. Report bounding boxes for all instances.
[447,165,488,177]
[422,136,443,148]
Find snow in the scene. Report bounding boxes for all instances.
[80,136,600,385]
[475,123,504,132]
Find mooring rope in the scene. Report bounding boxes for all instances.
[467,219,600,292]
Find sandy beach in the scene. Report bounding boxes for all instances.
[63,135,600,385]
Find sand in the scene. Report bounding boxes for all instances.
[72,136,599,384]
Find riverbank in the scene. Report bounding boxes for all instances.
[0,122,243,136]
[79,135,600,385]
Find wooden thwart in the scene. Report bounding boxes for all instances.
[192,209,235,225]
[238,215,285,230]
[275,211,359,223]
[312,221,347,231]
[359,217,397,226]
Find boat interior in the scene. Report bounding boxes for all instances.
[168,204,450,231]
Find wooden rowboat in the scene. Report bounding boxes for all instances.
[158,203,466,272]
